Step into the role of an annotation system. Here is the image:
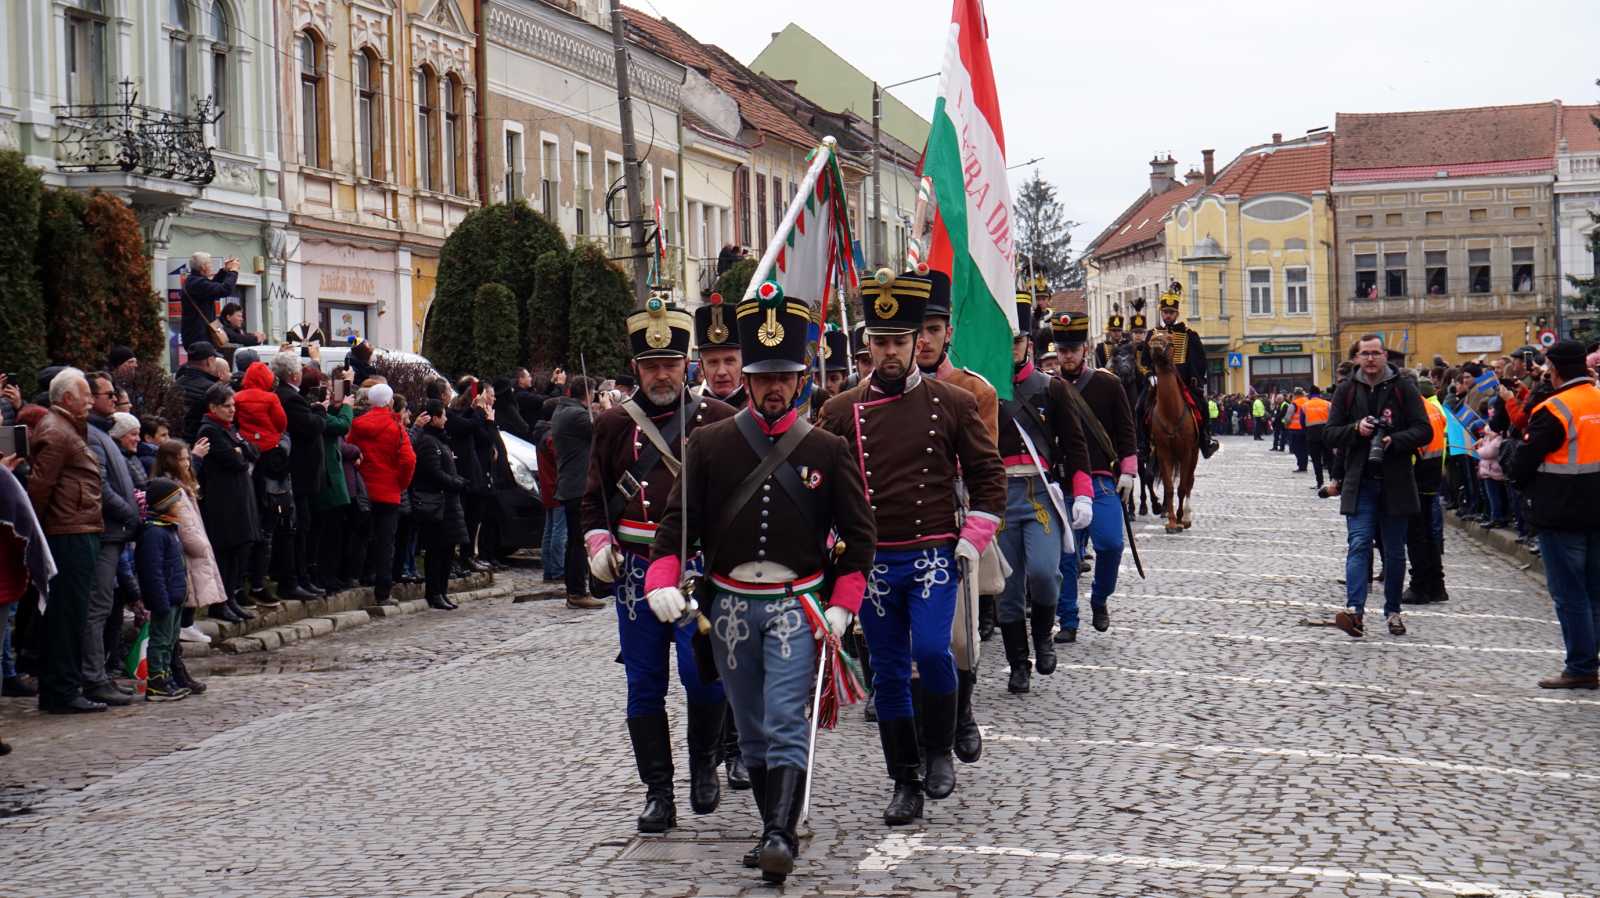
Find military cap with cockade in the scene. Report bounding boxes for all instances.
[627,291,693,359]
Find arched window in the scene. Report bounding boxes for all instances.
[445,74,465,196]
[416,66,438,191]
[299,31,327,167]
[356,49,383,179]
[64,0,108,105]
[166,0,191,112]
[208,1,231,148]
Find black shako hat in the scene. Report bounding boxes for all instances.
[850,322,870,358]
[1052,311,1090,348]
[737,281,812,374]
[861,268,933,336]
[627,292,693,360]
[694,292,738,352]
[821,329,849,373]
[1014,292,1034,337]
[920,270,955,319]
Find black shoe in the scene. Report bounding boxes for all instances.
[272,584,311,601]
[919,689,958,800]
[626,714,677,833]
[758,766,805,884]
[230,596,256,620]
[469,559,493,573]
[84,684,133,707]
[172,656,207,696]
[1000,620,1031,694]
[877,718,924,825]
[211,601,245,624]
[3,675,38,697]
[1030,605,1057,675]
[954,669,982,764]
[441,596,459,610]
[978,594,996,642]
[43,695,107,714]
[373,595,399,607]
[1092,605,1111,633]
[743,764,768,869]
[863,697,877,722]
[426,594,452,610]
[722,706,751,790]
[1053,627,1078,644]
[296,581,326,597]
[685,702,723,815]
[1201,436,1219,459]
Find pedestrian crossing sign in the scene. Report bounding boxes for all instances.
[1227,352,1244,368]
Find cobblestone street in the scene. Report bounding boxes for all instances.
[3,437,1593,898]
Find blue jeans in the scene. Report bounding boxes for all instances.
[996,475,1063,624]
[1539,530,1600,678]
[1483,479,1507,523]
[1059,475,1126,631]
[710,589,817,769]
[1,603,16,679]
[861,547,958,720]
[614,551,724,718]
[541,505,567,580]
[1344,477,1408,616]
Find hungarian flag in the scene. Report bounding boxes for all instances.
[922,0,1017,398]
[124,620,149,695]
[744,142,858,327]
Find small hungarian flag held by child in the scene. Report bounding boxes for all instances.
[124,620,149,695]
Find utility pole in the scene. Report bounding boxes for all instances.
[608,0,648,307]
[870,82,881,269]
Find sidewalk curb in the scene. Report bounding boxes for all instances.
[1446,512,1544,579]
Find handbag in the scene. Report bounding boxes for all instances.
[411,490,445,525]
[182,279,230,347]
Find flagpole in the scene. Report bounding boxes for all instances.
[740,137,838,301]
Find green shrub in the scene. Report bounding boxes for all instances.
[0,151,46,383]
[527,250,570,369]
[472,282,520,379]
[84,191,164,360]
[567,242,632,377]
[712,258,757,304]
[37,188,111,369]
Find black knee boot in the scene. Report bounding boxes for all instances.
[758,766,806,884]
[722,705,750,790]
[921,689,958,800]
[954,669,982,763]
[877,718,923,825]
[743,763,768,869]
[685,702,724,815]
[978,594,996,641]
[999,619,1031,693]
[1030,604,1058,675]
[626,714,676,833]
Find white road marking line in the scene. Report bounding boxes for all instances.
[1122,625,1564,655]
[858,833,1572,897]
[1109,591,1557,625]
[1054,662,1600,708]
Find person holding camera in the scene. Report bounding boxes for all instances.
[180,253,240,350]
[1323,334,1432,638]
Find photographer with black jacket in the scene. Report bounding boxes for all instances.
[1323,334,1432,639]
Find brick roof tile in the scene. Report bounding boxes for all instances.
[1333,102,1559,171]
[1560,104,1600,154]
[1089,181,1204,259]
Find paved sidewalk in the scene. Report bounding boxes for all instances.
[4,439,1593,897]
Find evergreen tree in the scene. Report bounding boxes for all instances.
[1014,170,1082,291]
[472,282,520,378]
[84,191,164,360]
[37,188,112,369]
[713,258,757,304]
[0,151,47,383]
[527,250,570,369]
[567,242,632,376]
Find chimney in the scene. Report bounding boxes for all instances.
[1272,133,1283,145]
[1184,168,1205,185]
[1149,154,1177,195]
[1202,149,1215,185]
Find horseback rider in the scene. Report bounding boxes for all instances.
[1151,283,1220,458]
[1093,312,1125,370]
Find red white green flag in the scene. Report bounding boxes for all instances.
[743,141,858,327]
[922,0,1017,398]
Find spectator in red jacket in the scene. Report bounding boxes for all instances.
[347,384,416,607]
[233,362,286,453]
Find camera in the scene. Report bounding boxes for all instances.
[1365,416,1390,465]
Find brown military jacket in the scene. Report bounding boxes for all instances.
[581,392,735,550]
[927,357,999,445]
[817,372,1005,549]
[997,368,1092,493]
[1063,367,1138,475]
[651,409,875,582]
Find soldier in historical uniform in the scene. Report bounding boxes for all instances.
[642,285,876,884]
[695,292,746,407]
[582,298,738,834]
[1052,311,1138,641]
[818,328,850,396]
[994,296,1093,693]
[1153,284,1220,458]
[1037,338,1060,377]
[1093,312,1126,370]
[817,269,1006,825]
[849,322,872,387]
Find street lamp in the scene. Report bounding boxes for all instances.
[871,72,939,269]
[1007,156,1044,171]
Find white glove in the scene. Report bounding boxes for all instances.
[1117,473,1136,503]
[1046,482,1067,513]
[823,606,853,640]
[954,538,981,569]
[588,544,624,583]
[1070,495,1094,530]
[646,586,688,624]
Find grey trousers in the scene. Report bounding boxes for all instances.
[82,540,123,687]
[709,591,817,770]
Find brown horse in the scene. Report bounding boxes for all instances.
[1146,331,1198,534]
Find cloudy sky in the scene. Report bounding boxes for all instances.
[636,0,1599,251]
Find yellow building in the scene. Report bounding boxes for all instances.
[1164,134,1339,395]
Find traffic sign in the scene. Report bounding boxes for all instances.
[1538,329,1556,349]
[1227,352,1244,368]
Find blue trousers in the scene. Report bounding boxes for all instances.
[1059,475,1126,631]
[541,505,567,580]
[1,603,16,679]
[1290,430,1308,470]
[1539,530,1600,678]
[615,551,724,717]
[1344,478,1408,616]
[997,475,1063,624]
[710,590,817,769]
[861,547,958,720]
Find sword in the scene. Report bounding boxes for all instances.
[956,556,980,672]
[800,636,827,824]
[1122,503,1146,579]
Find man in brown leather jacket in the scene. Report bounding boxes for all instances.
[26,368,109,714]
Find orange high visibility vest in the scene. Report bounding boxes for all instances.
[1302,397,1331,426]
[1531,382,1600,475]
[1420,397,1447,460]
[1286,396,1307,430]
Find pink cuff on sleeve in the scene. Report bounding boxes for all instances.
[1071,470,1093,499]
[958,511,1001,555]
[828,571,867,615]
[585,530,617,558]
[644,554,682,593]
[1119,455,1138,477]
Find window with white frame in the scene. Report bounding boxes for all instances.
[208,1,231,148]
[1384,251,1407,298]
[167,0,191,112]
[65,0,109,106]
[605,157,624,235]
[355,49,382,179]
[1248,268,1272,315]
[1285,267,1308,314]
[415,67,437,190]
[1354,252,1377,298]
[1511,246,1535,293]
[539,137,558,216]
[1187,271,1200,317]
[503,127,523,201]
[300,31,328,168]
[662,172,679,248]
[1468,248,1491,294]
[444,74,465,196]
[574,147,592,235]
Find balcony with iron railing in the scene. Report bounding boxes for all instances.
[52,79,218,187]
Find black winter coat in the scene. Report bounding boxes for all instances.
[445,407,496,495]
[412,428,469,545]
[180,269,238,348]
[175,364,220,442]
[197,416,262,549]
[277,383,327,497]
[1324,365,1432,517]
[549,397,593,503]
